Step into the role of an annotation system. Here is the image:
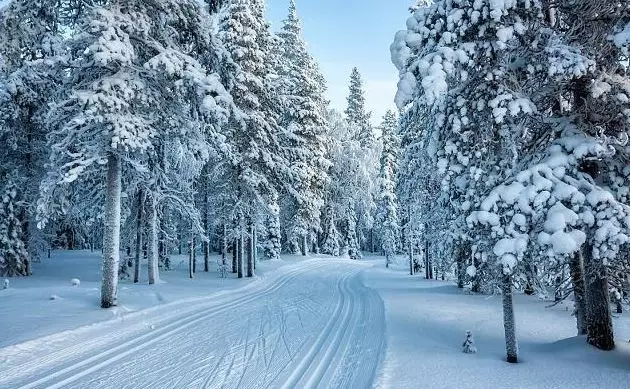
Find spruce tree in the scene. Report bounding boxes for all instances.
[376,110,400,267]
[345,67,374,148]
[0,182,30,277]
[274,0,330,256]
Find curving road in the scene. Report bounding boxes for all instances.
[0,259,385,389]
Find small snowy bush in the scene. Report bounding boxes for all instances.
[462,330,477,354]
[3,279,9,289]
[70,278,80,287]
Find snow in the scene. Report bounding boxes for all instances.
[365,261,630,389]
[1,253,629,388]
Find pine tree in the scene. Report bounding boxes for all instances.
[274,0,330,256]
[0,182,30,277]
[345,67,373,148]
[217,0,288,275]
[376,110,400,267]
[40,0,231,307]
[0,0,66,265]
[321,206,340,256]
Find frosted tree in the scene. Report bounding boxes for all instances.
[274,0,330,256]
[321,110,372,259]
[376,110,400,267]
[462,330,477,354]
[0,182,30,276]
[217,0,286,277]
[263,194,282,260]
[0,0,65,264]
[391,0,588,361]
[345,67,374,148]
[39,0,231,307]
[321,206,341,256]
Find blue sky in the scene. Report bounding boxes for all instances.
[266,0,412,124]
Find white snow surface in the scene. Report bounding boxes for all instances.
[0,251,629,388]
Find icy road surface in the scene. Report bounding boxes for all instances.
[0,259,385,389]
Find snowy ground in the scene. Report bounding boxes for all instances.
[1,251,629,388]
[365,259,630,389]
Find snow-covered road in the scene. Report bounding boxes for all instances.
[0,259,385,389]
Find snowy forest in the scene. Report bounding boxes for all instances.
[0,0,389,295]
[1,0,630,387]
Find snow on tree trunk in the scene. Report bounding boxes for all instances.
[147,196,159,285]
[134,191,144,284]
[501,273,518,363]
[569,252,587,335]
[101,152,122,309]
[584,245,615,350]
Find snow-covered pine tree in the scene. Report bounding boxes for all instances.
[0,0,66,266]
[274,0,330,256]
[344,69,379,256]
[0,181,30,276]
[345,67,374,148]
[39,0,231,306]
[263,194,282,260]
[392,0,586,361]
[321,205,341,256]
[217,0,286,277]
[321,109,373,259]
[376,110,400,268]
[462,330,477,354]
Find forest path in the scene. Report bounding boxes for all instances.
[0,258,385,389]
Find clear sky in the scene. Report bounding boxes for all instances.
[266,0,412,125]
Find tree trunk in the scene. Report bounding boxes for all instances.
[502,273,518,363]
[222,224,228,267]
[569,252,587,335]
[425,240,430,280]
[253,226,257,270]
[300,234,308,256]
[188,238,194,279]
[203,190,210,273]
[583,245,615,350]
[147,196,159,285]
[247,221,255,277]
[191,235,197,274]
[457,242,469,289]
[237,233,244,279]
[232,240,237,273]
[471,255,481,293]
[408,238,413,275]
[101,152,122,308]
[370,228,375,253]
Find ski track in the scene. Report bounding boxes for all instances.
[0,260,386,389]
